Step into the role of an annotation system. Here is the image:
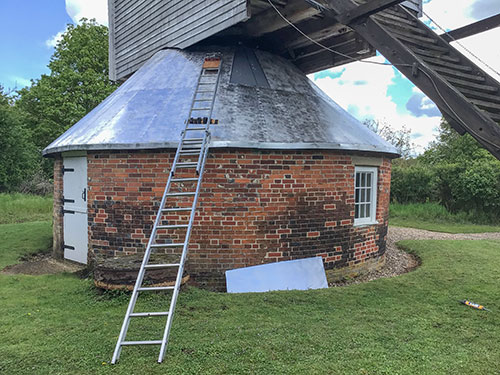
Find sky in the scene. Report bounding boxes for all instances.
[0,0,499,153]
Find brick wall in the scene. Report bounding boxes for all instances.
[67,149,391,290]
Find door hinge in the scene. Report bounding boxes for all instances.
[62,167,75,175]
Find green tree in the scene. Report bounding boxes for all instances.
[16,19,117,151]
[0,86,38,191]
[420,119,493,165]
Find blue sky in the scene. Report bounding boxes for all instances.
[1,0,499,152]
[0,1,72,89]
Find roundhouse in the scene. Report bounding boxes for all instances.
[44,46,398,290]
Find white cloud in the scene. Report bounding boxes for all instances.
[451,28,500,82]
[65,0,108,26]
[45,30,65,48]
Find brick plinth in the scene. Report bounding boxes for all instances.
[54,149,392,290]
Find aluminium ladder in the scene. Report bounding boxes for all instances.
[111,55,222,364]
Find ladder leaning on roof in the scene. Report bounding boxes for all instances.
[111,55,222,364]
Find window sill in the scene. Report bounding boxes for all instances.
[353,220,379,227]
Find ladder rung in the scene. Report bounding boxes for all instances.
[183,138,203,142]
[137,286,175,291]
[150,243,185,248]
[144,263,180,269]
[121,340,163,346]
[166,191,196,196]
[176,163,198,167]
[185,127,206,131]
[191,107,211,110]
[162,207,192,212]
[179,152,200,156]
[129,311,170,317]
[196,90,215,93]
[157,224,189,229]
[171,177,199,182]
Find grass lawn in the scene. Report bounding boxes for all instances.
[390,203,500,233]
[1,219,500,374]
[0,193,53,224]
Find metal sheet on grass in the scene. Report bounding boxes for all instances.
[226,257,328,293]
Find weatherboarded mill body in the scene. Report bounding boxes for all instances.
[43,0,450,291]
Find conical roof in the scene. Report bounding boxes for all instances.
[43,46,398,156]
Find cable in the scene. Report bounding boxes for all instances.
[422,10,500,79]
[266,0,410,67]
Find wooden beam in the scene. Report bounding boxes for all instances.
[336,0,407,25]
[243,0,320,37]
[293,30,362,60]
[440,13,500,42]
[296,42,374,73]
[271,16,349,53]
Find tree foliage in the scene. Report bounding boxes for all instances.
[15,19,117,151]
[391,119,500,221]
[0,87,38,191]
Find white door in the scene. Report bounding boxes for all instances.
[63,156,88,264]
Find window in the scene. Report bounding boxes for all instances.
[354,166,378,225]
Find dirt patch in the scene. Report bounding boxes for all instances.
[329,226,500,287]
[1,252,85,276]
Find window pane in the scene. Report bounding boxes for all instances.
[361,172,366,187]
[367,173,371,186]
[356,173,360,187]
[360,204,365,218]
[355,204,359,218]
[355,188,360,202]
[360,189,364,203]
[366,203,370,217]
[366,188,371,203]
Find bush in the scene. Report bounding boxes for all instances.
[391,160,500,222]
[453,160,500,214]
[390,163,436,203]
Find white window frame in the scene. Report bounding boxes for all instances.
[354,166,378,226]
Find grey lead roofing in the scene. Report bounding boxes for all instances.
[43,46,399,157]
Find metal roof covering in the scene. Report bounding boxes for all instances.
[43,46,398,157]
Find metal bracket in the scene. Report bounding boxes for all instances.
[62,167,74,175]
